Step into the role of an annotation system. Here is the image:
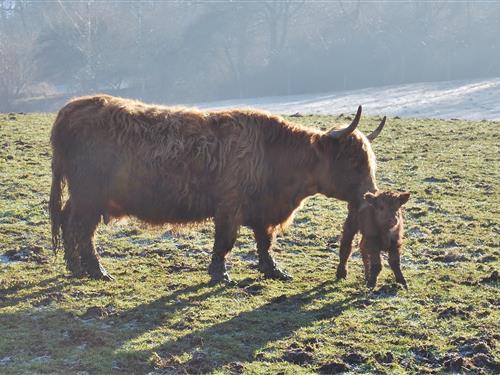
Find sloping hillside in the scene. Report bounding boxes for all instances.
[200,78,500,120]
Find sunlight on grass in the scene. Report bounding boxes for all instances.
[0,113,498,373]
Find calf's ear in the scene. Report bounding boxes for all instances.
[398,192,411,205]
[364,192,377,206]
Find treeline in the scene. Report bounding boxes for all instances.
[1,1,499,111]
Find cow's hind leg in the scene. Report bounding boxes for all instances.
[254,225,291,281]
[80,215,113,281]
[64,204,113,280]
[208,212,240,284]
[61,199,83,277]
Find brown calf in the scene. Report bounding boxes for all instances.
[360,190,410,288]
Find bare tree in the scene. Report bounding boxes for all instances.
[0,34,35,111]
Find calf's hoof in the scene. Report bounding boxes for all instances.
[396,278,408,290]
[366,279,377,289]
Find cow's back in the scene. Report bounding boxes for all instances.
[51,95,287,224]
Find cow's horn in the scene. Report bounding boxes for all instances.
[327,105,362,139]
[367,116,386,142]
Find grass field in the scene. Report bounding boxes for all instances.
[0,112,498,374]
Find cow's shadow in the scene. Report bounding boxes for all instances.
[0,271,372,373]
[111,279,364,373]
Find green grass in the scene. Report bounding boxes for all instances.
[0,112,498,374]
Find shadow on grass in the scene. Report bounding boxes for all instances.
[0,274,88,308]
[0,272,367,374]
[112,280,363,373]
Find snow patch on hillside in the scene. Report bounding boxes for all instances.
[199,78,500,120]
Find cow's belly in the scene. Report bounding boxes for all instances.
[106,168,216,224]
[106,194,214,225]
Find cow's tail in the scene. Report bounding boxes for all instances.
[49,157,64,254]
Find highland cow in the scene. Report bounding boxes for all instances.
[49,95,386,283]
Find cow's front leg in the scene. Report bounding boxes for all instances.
[254,225,291,281]
[389,241,407,289]
[336,205,358,279]
[208,213,240,285]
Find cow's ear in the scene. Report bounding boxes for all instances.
[398,192,411,205]
[364,192,377,206]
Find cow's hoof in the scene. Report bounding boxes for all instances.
[88,270,115,281]
[209,272,234,285]
[336,267,347,280]
[86,262,114,281]
[208,261,233,285]
[263,267,292,281]
[68,270,86,279]
[66,261,85,278]
[95,272,115,281]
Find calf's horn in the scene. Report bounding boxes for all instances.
[327,105,362,139]
[367,116,386,142]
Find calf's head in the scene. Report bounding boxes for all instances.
[364,190,410,230]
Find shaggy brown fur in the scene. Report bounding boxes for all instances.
[358,190,410,288]
[49,94,384,283]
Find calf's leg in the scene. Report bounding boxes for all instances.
[363,236,382,288]
[359,236,371,282]
[389,242,407,289]
[253,225,291,281]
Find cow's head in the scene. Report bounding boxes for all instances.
[314,106,386,203]
[364,190,410,230]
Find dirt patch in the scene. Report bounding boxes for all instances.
[478,255,497,263]
[242,284,264,296]
[436,306,470,319]
[225,361,245,373]
[64,328,106,347]
[3,246,48,264]
[34,292,66,307]
[282,349,313,365]
[433,249,467,263]
[443,355,474,372]
[271,294,288,304]
[342,352,366,365]
[480,270,498,283]
[166,262,196,273]
[317,361,350,373]
[423,177,448,184]
[375,351,394,364]
[80,305,116,320]
[443,336,500,373]
[184,350,213,374]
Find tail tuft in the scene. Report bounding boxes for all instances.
[49,159,64,254]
